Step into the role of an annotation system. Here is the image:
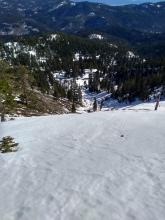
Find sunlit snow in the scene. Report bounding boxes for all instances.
[0,102,165,220]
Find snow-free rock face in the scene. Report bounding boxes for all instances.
[0,104,165,220]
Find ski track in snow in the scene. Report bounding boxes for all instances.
[0,109,165,220]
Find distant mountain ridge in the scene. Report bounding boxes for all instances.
[0,0,165,38]
[74,0,165,6]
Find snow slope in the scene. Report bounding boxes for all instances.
[79,88,165,112]
[0,107,165,220]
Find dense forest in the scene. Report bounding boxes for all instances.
[0,32,165,116]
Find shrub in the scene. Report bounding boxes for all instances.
[0,136,19,153]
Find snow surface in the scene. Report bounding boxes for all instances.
[89,34,104,40]
[78,89,112,112]
[78,87,165,113]
[0,105,165,220]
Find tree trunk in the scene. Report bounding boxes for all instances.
[0,103,5,122]
[155,95,160,111]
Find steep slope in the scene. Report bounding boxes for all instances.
[0,106,165,220]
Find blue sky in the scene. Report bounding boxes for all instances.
[74,0,164,6]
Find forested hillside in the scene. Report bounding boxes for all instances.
[0,32,165,117]
[0,59,73,117]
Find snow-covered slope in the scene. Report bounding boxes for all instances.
[0,107,165,220]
